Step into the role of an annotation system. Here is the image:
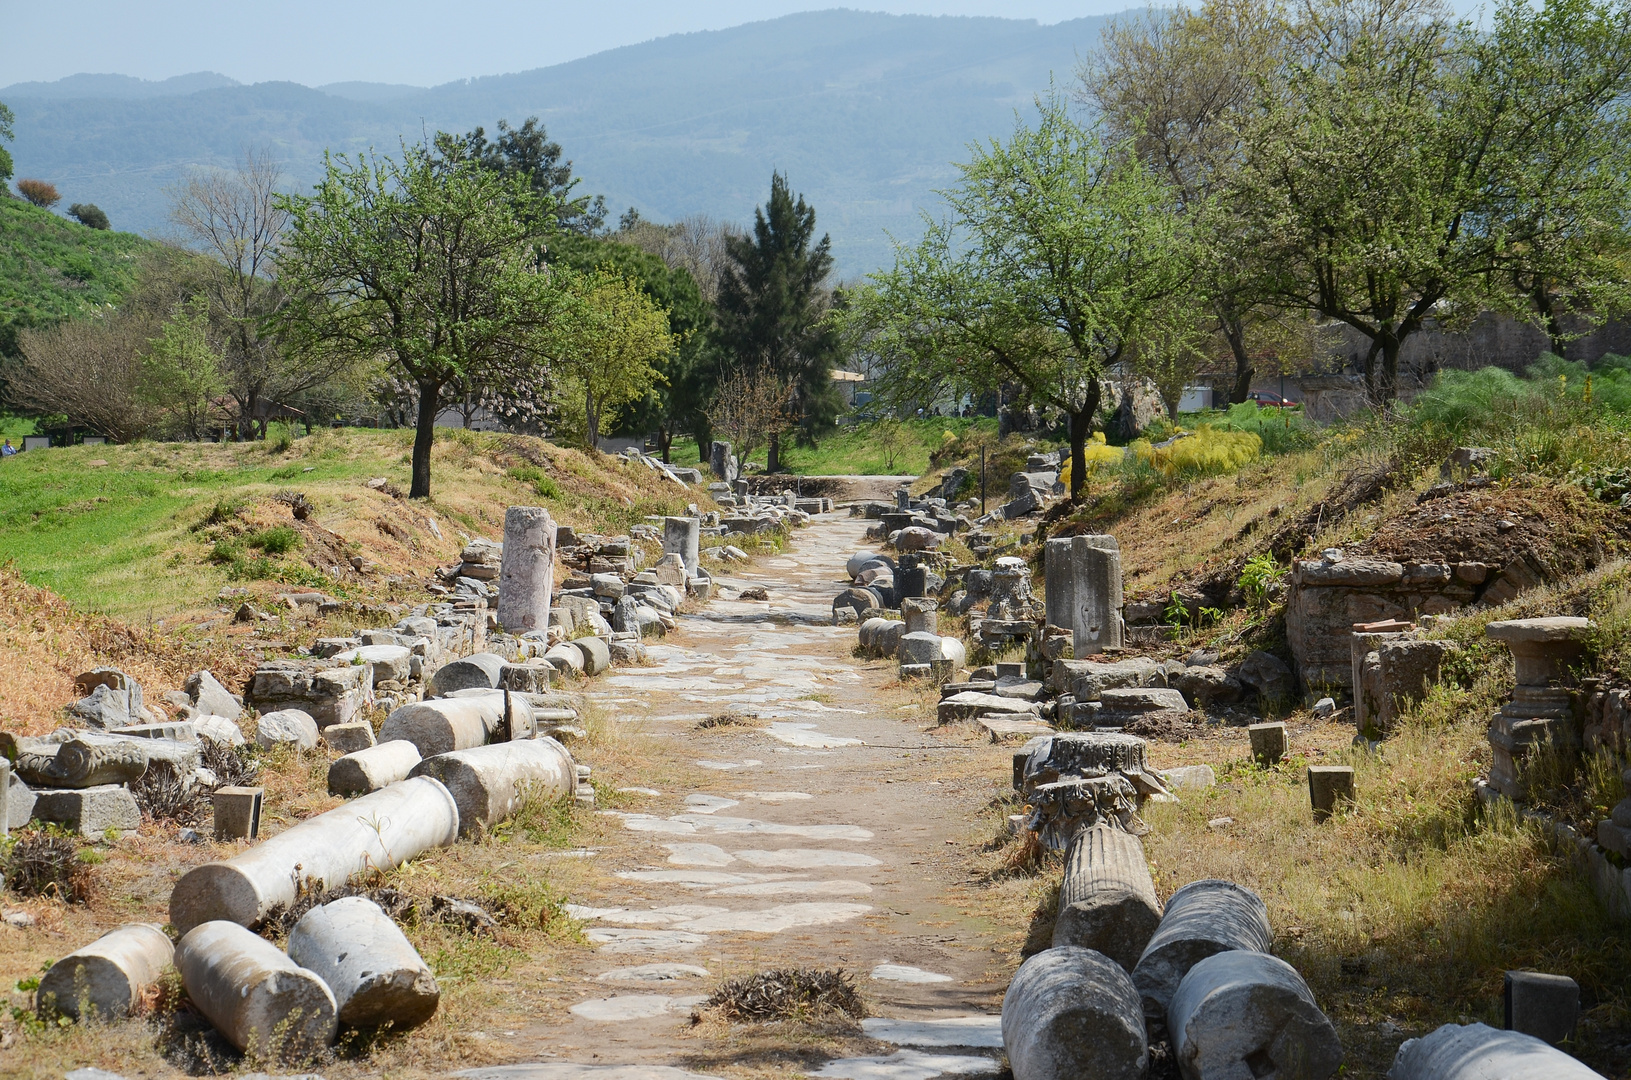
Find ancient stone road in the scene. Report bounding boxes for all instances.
[473,512,1012,1080]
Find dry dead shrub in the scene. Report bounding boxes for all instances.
[4,831,91,903]
[695,968,866,1023]
[130,759,209,825]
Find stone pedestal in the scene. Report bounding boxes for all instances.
[1351,626,1406,732]
[1248,722,1287,765]
[902,598,938,635]
[1485,617,1593,800]
[497,506,557,635]
[1504,970,1578,1045]
[213,786,263,840]
[1044,535,1123,657]
[1307,765,1355,822]
[662,516,700,576]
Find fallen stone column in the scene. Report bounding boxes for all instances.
[328,740,424,797]
[38,923,173,1020]
[175,920,337,1061]
[1386,1022,1602,1079]
[409,737,575,838]
[287,896,440,1030]
[377,697,503,757]
[1051,825,1162,971]
[169,777,459,933]
[1168,949,1342,1080]
[498,506,557,634]
[1132,878,1273,1026]
[1002,945,1148,1080]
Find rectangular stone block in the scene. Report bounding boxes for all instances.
[213,786,263,840]
[1504,970,1578,1044]
[1248,722,1287,765]
[1307,765,1355,822]
[321,722,377,755]
[33,784,140,837]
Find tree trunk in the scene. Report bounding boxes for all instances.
[585,388,600,450]
[1222,318,1253,405]
[1531,281,1568,358]
[658,428,673,463]
[767,429,782,473]
[410,380,442,499]
[1067,381,1101,504]
[1378,333,1401,405]
[1361,339,1382,401]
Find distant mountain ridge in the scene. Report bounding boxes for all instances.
[1,9,1118,273]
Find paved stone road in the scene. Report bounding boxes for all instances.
[467,512,1012,1080]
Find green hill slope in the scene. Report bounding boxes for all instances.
[0,194,154,355]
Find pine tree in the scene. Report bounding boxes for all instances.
[714,173,844,472]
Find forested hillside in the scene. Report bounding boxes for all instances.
[0,10,1112,272]
[0,195,153,355]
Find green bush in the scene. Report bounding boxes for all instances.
[246,525,301,555]
[1214,401,1316,454]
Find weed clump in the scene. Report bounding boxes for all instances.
[4,830,91,902]
[131,758,209,824]
[696,968,866,1022]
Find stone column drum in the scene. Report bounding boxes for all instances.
[175,920,337,1060]
[38,924,173,1020]
[497,505,557,634]
[409,737,576,837]
[1132,878,1273,1026]
[287,896,440,1029]
[1387,1022,1602,1080]
[1002,945,1149,1080]
[1167,950,1343,1080]
[170,776,460,933]
[1485,617,1594,800]
[1051,824,1163,972]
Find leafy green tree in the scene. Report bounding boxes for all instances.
[547,270,674,448]
[1233,0,1631,402]
[549,233,713,461]
[1468,0,1631,355]
[714,172,844,472]
[441,117,607,235]
[68,203,110,230]
[275,141,572,498]
[141,295,225,440]
[1080,0,1289,403]
[846,96,1197,501]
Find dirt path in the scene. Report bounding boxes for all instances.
[479,512,1015,1079]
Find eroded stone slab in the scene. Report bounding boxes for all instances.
[871,964,954,984]
[709,879,872,897]
[763,723,863,748]
[585,928,708,954]
[734,791,815,802]
[597,963,711,983]
[734,848,883,869]
[695,759,763,771]
[862,1017,1004,1048]
[683,794,740,814]
[671,902,871,933]
[567,994,706,1021]
[456,1066,718,1080]
[809,1051,1000,1080]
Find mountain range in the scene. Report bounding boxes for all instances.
[0,9,1117,274]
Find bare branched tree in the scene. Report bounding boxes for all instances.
[618,213,736,304]
[7,315,155,441]
[169,149,357,438]
[705,368,791,468]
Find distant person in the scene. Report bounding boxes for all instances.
[1,439,15,457]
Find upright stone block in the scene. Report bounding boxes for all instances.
[709,441,737,483]
[213,786,263,840]
[1070,535,1123,656]
[1504,971,1578,1045]
[0,759,8,836]
[1308,765,1355,822]
[662,516,700,577]
[497,505,557,634]
[1043,537,1075,636]
[1248,722,1287,765]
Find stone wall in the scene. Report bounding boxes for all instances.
[1286,556,1514,690]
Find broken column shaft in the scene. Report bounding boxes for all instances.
[1002,945,1148,1080]
[497,505,557,634]
[1051,824,1163,972]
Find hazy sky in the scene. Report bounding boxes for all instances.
[0,1,1136,87]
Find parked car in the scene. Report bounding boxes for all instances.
[1248,391,1299,408]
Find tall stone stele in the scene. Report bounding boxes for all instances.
[1044,534,1124,657]
[497,506,557,635]
[663,516,700,577]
